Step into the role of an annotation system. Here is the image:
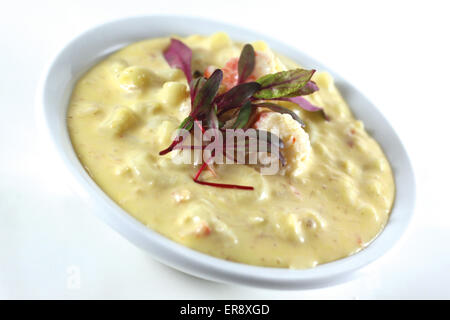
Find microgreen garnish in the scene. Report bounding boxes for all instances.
[233,101,253,129]
[253,69,316,99]
[253,102,306,128]
[163,39,193,91]
[278,95,330,121]
[282,80,319,97]
[159,39,329,190]
[237,44,256,84]
[215,82,261,113]
[192,69,223,118]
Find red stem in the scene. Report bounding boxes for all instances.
[159,136,183,155]
[162,118,253,191]
[195,119,205,133]
[194,162,208,181]
[193,155,252,190]
[193,179,254,190]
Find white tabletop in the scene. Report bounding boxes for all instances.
[1,0,449,299]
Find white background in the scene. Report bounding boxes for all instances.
[1,0,449,299]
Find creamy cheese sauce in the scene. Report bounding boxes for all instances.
[68,33,395,268]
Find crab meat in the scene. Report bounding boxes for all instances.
[254,112,311,177]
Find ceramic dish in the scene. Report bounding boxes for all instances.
[37,15,415,289]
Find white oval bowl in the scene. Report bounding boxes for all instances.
[37,15,415,290]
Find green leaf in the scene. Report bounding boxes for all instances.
[178,115,194,130]
[192,69,223,118]
[233,101,253,129]
[238,44,255,84]
[254,102,305,127]
[254,69,315,99]
[190,76,206,103]
[282,81,319,97]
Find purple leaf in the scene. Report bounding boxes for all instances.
[254,102,305,127]
[163,38,193,87]
[192,69,223,118]
[278,96,329,121]
[238,44,256,84]
[190,77,206,105]
[215,82,261,112]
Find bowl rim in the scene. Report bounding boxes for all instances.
[36,14,416,290]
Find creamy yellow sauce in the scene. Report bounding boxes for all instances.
[68,33,395,268]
